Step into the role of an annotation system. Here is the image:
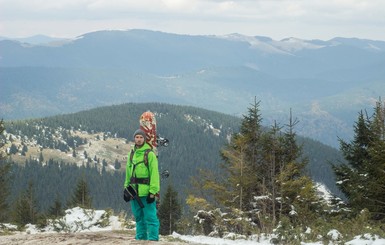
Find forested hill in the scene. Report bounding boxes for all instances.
[3,102,344,212]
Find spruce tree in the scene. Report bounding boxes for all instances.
[333,111,371,211]
[368,100,385,216]
[47,196,65,218]
[218,135,250,210]
[69,177,92,208]
[278,111,323,227]
[221,98,265,211]
[193,99,263,212]
[196,100,320,232]
[21,145,28,156]
[39,151,44,163]
[158,184,182,235]
[9,143,18,154]
[11,181,39,226]
[333,99,385,219]
[0,161,10,222]
[358,100,385,218]
[114,159,121,169]
[0,119,6,158]
[0,119,11,222]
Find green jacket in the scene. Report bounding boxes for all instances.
[124,143,160,197]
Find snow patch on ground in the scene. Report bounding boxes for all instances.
[2,207,385,245]
[172,232,272,245]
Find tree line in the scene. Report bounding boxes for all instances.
[4,101,376,242]
[0,157,126,225]
[1,117,182,232]
[184,98,385,243]
[3,102,343,204]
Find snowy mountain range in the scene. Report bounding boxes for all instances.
[1,29,385,148]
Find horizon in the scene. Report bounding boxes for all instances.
[2,28,385,43]
[1,1,385,41]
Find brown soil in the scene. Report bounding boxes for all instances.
[0,230,197,245]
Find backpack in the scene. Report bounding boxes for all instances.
[129,148,152,167]
[129,148,153,185]
[129,148,161,206]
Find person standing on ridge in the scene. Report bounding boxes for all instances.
[124,129,160,241]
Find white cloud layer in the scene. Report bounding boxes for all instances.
[1,0,385,40]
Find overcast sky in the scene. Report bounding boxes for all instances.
[1,0,385,41]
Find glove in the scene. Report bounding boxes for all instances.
[146,193,155,204]
[123,188,132,202]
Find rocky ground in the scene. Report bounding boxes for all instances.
[0,230,196,245]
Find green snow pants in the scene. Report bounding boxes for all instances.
[131,196,159,241]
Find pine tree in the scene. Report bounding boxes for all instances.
[196,100,320,233]
[47,196,65,218]
[11,181,39,226]
[69,177,92,208]
[0,119,11,222]
[359,100,385,219]
[218,135,250,210]
[333,99,385,219]
[220,98,265,211]
[0,161,10,222]
[102,159,107,167]
[84,150,89,159]
[39,151,44,163]
[21,144,28,156]
[0,119,6,159]
[114,159,121,169]
[158,184,182,235]
[9,143,18,154]
[193,99,263,213]
[333,111,371,211]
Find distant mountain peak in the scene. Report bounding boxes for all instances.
[219,33,291,55]
[329,37,385,52]
[274,37,325,52]
[218,33,327,54]
[0,34,70,46]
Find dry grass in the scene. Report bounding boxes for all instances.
[5,130,132,172]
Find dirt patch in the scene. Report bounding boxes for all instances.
[0,230,196,245]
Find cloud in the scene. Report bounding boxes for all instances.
[2,0,385,22]
[1,0,385,40]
